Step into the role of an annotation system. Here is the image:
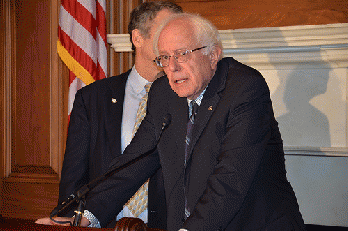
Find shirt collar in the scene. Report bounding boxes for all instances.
[187,87,207,107]
[128,66,151,95]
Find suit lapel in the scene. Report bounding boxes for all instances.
[187,59,229,164]
[188,95,220,157]
[105,70,130,157]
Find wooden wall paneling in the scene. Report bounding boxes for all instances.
[110,0,123,76]
[121,0,131,74]
[0,0,6,215]
[60,55,70,159]
[109,0,117,76]
[1,0,6,178]
[12,0,51,171]
[109,0,121,76]
[1,0,62,220]
[50,0,64,178]
[164,0,348,30]
[1,0,16,217]
[1,0,15,180]
[109,0,142,77]
[106,0,111,78]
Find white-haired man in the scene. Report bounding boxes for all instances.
[40,13,306,231]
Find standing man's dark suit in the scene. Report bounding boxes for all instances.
[84,57,306,231]
[58,70,167,229]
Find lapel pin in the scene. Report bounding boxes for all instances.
[208,106,213,111]
[112,98,117,103]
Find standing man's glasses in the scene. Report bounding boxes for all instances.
[154,46,207,67]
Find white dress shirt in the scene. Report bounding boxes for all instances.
[84,66,150,227]
[118,66,150,222]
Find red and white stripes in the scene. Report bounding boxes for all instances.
[58,0,107,115]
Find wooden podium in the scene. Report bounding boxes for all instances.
[0,217,165,231]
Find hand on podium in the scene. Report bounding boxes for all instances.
[35,216,90,227]
[35,217,153,230]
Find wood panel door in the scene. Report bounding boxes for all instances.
[0,0,64,220]
[0,0,141,221]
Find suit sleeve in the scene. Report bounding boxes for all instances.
[184,73,277,230]
[58,90,91,216]
[83,93,163,227]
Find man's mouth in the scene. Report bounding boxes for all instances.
[175,78,187,84]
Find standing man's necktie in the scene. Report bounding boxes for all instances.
[125,82,152,217]
[184,100,199,218]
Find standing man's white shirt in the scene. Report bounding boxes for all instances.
[119,66,150,222]
[83,66,151,227]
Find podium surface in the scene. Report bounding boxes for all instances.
[0,217,164,231]
[0,217,112,230]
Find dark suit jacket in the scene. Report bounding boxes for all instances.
[85,58,306,231]
[57,70,167,229]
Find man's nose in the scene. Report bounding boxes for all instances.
[167,56,181,72]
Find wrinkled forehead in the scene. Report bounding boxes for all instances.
[157,19,198,54]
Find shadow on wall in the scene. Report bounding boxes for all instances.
[264,30,347,227]
[276,67,331,147]
[225,25,348,227]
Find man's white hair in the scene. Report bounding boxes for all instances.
[153,13,223,59]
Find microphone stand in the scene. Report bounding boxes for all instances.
[50,114,171,226]
[50,148,155,226]
[72,196,85,226]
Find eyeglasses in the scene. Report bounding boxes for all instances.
[154,46,207,67]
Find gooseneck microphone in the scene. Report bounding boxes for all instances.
[50,114,171,225]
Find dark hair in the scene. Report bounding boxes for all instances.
[128,1,183,50]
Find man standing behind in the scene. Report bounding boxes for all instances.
[37,2,182,229]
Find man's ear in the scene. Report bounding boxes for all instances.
[209,45,222,69]
[132,29,144,49]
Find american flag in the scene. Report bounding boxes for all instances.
[57,0,107,117]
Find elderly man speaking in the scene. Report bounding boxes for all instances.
[44,13,306,231]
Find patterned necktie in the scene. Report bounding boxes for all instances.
[184,100,199,218]
[185,100,198,165]
[125,82,152,217]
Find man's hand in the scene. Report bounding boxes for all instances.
[35,216,90,227]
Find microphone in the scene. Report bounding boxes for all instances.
[50,114,171,219]
[50,194,75,217]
